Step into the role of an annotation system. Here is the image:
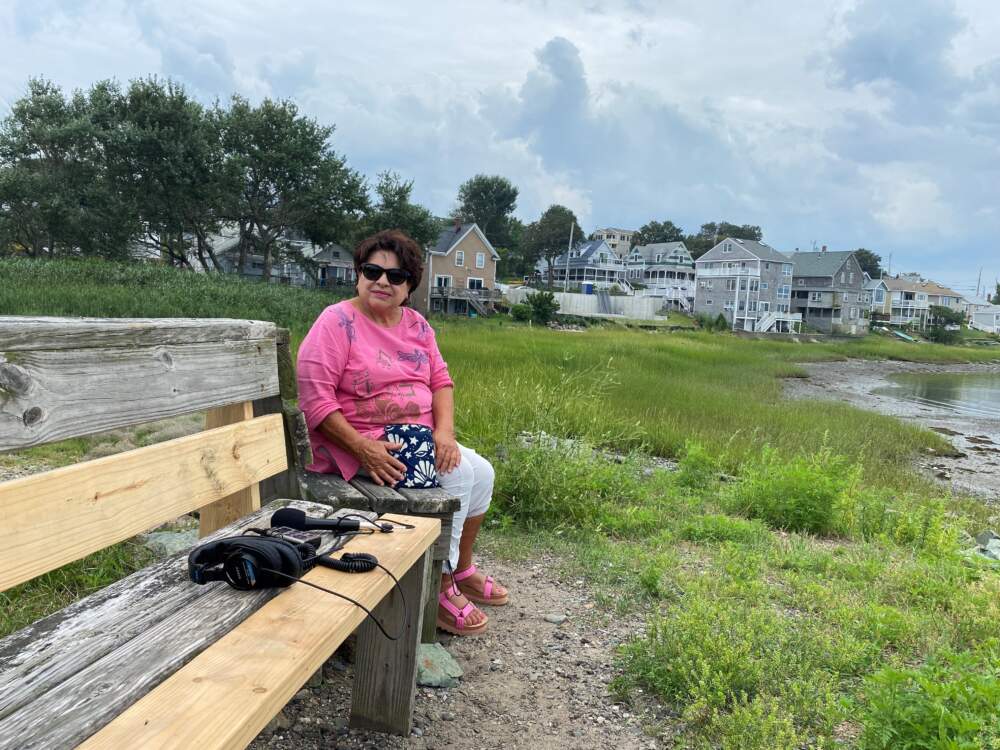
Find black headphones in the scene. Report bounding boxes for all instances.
[188,536,315,590]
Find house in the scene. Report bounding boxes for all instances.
[693,238,801,333]
[970,306,1000,334]
[591,227,637,256]
[871,276,931,329]
[964,295,995,319]
[412,222,501,316]
[916,281,966,325]
[625,241,696,311]
[789,249,869,335]
[538,239,630,292]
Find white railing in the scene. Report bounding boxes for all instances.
[696,267,759,278]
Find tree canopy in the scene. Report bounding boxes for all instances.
[685,221,763,259]
[634,220,684,246]
[453,174,518,248]
[853,248,883,278]
[365,171,440,248]
[524,204,584,287]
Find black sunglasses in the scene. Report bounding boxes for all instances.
[360,262,412,286]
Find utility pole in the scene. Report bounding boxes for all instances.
[563,222,574,293]
[976,267,983,298]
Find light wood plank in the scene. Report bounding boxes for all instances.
[78,515,439,750]
[0,415,286,591]
[199,402,261,537]
[0,317,276,351]
[351,545,429,734]
[0,339,279,452]
[0,504,376,750]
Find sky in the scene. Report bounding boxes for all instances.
[1,0,998,294]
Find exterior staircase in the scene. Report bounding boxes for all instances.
[596,291,612,314]
[756,311,778,332]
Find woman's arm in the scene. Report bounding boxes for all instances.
[431,386,461,474]
[317,410,406,487]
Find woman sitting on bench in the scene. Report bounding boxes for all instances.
[297,229,508,636]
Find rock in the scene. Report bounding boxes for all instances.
[411,727,424,737]
[307,668,324,688]
[975,530,999,546]
[141,529,199,556]
[984,540,1000,561]
[543,614,568,625]
[265,710,292,733]
[416,643,463,688]
[440,711,456,721]
[294,688,311,701]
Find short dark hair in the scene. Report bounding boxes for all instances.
[353,230,424,292]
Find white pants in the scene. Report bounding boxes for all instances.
[437,444,494,571]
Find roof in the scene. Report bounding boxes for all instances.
[698,237,791,263]
[791,250,855,277]
[864,278,887,291]
[548,239,623,267]
[915,280,963,298]
[430,223,500,260]
[594,227,636,234]
[628,241,692,264]
[882,276,927,293]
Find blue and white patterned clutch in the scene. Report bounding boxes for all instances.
[383,424,440,489]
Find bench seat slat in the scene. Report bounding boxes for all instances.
[78,515,439,750]
[0,501,375,750]
[0,415,287,592]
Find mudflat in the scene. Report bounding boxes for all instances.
[785,359,1000,503]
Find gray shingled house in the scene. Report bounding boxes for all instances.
[537,239,629,292]
[693,238,801,332]
[789,249,869,335]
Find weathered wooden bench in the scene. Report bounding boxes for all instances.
[0,317,440,748]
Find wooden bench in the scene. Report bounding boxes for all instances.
[0,317,439,748]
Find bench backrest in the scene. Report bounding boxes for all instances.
[0,317,288,592]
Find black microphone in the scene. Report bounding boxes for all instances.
[270,508,361,532]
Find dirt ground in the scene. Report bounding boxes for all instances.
[783,359,1000,502]
[249,550,665,750]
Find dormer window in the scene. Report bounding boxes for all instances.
[655,254,663,262]
[723,243,732,253]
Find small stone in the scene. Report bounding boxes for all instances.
[307,668,324,688]
[543,614,567,625]
[440,711,456,721]
[976,530,999,546]
[411,727,424,737]
[264,710,292,733]
[325,655,349,674]
[294,689,310,701]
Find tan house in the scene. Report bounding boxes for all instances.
[412,223,501,316]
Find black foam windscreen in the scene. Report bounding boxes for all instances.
[270,508,361,532]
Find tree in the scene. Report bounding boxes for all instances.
[853,248,883,278]
[494,216,530,279]
[634,219,684,246]
[219,96,368,281]
[685,221,763,259]
[365,171,439,247]
[523,205,584,288]
[991,283,1000,305]
[0,78,140,259]
[117,77,229,271]
[525,290,559,324]
[452,174,518,248]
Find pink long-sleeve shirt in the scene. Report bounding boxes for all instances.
[296,301,454,480]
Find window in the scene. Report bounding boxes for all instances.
[706,299,714,305]
[849,272,855,283]
[467,277,484,290]
[739,278,748,291]
[777,284,791,299]
[765,263,771,270]
[726,279,737,291]
[842,293,849,302]
[749,279,760,292]
[810,292,823,302]
[724,301,734,311]
[475,252,485,269]
[782,264,793,276]
[759,301,770,312]
[840,272,846,283]
[850,306,858,319]
[874,289,885,303]
[777,303,790,313]
[723,243,732,253]
[761,282,769,290]
[798,279,805,286]
[434,275,452,288]
[655,254,663,262]
[455,250,465,266]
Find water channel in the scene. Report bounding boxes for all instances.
[872,372,1000,420]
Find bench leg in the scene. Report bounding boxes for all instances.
[350,546,430,735]
[421,558,443,644]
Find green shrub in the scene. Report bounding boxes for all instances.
[724,445,860,535]
[707,696,807,750]
[858,645,1000,750]
[510,302,531,321]
[675,440,720,490]
[525,290,560,324]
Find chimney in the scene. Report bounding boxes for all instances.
[821,245,827,253]
[453,218,462,233]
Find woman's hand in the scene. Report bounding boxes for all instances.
[356,438,406,486]
[434,429,461,475]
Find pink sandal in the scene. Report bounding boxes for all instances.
[437,583,488,636]
[453,565,509,606]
